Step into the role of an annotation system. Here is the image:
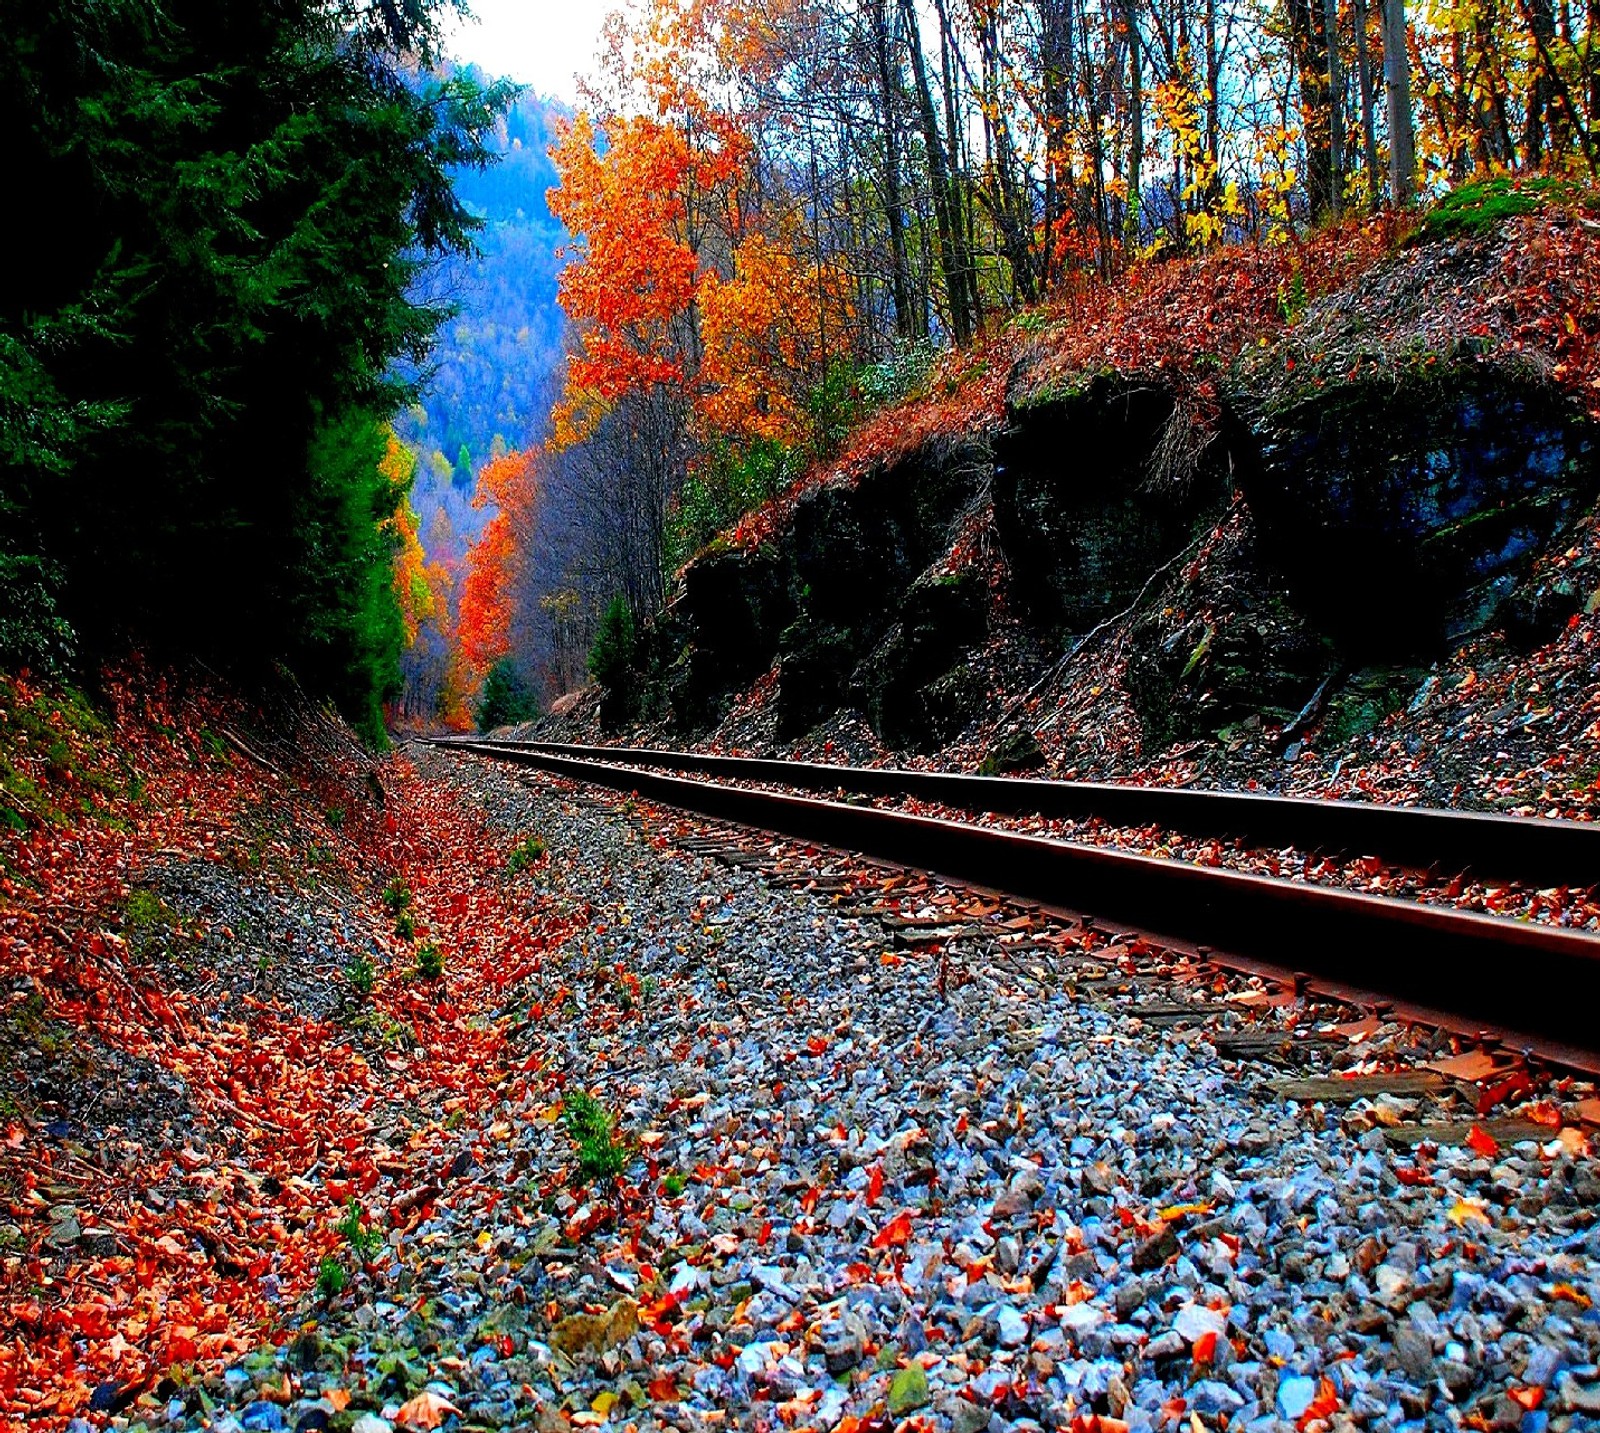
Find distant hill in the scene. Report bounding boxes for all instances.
[395,76,569,567]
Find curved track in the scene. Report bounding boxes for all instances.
[477,739,1600,886]
[433,737,1600,1073]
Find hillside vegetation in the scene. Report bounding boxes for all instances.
[540,185,1600,818]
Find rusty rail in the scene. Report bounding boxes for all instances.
[464,740,1600,886]
[435,739,1600,1067]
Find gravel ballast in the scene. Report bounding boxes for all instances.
[159,746,1600,1433]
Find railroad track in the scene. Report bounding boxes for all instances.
[432,737,1600,1075]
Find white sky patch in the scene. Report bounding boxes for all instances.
[442,0,610,99]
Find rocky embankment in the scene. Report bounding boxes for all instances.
[540,204,1600,816]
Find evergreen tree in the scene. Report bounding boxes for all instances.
[475,657,541,731]
[0,0,512,733]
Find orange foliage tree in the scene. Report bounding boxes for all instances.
[456,449,542,700]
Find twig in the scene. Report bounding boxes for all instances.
[994,518,1220,736]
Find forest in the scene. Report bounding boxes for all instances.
[0,0,521,743]
[437,0,1600,730]
[4,0,1596,735]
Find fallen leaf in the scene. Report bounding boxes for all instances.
[396,1391,458,1430]
[872,1209,914,1248]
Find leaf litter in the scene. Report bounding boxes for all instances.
[5,683,1600,1430]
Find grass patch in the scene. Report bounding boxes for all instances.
[507,834,548,873]
[1415,176,1584,243]
[0,681,121,833]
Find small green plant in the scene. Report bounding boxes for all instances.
[337,1198,385,1264]
[1276,265,1308,324]
[562,1089,628,1187]
[394,909,416,941]
[316,1255,347,1299]
[123,888,171,932]
[414,942,444,980]
[663,1172,687,1198]
[198,728,230,762]
[325,805,346,829]
[345,956,375,999]
[507,834,548,873]
[382,878,411,914]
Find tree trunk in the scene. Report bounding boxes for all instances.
[869,0,920,341]
[900,0,972,344]
[1325,0,1345,216]
[1381,0,1416,204]
[1284,0,1336,222]
[1126,0,1144,250]
[1353,0,1382,203]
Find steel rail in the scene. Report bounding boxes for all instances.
[437,739,1600,1065]
[459,739,1600,887]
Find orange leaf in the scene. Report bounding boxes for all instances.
[1509,1388,1543,1411]
[397,1391,459,1430]
[647,1374,679,1401]
[867,1164,884,1205]
[1465,1123,1498,1157]
[1192,1331,1218,1365]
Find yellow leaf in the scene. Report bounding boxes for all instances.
[592,1390,618,1416]
[1446,1198,1490,1226]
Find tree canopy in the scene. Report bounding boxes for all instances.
[0,0,511,741]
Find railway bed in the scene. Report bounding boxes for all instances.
[434,738,1600,1077]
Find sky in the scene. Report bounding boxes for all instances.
[442,0,609,98]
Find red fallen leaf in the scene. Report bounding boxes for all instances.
[1070,1418,1130,1433]
[1550,1283,1593,1308]
[757,1219,773,1246]
[872,1209,913,1248]
[1466,1123,1499,1157]
[867,1164,884,1205]
[1478,1070,1533,1116]
[799,1187,822,1214]
[647,1373,680,1401]
[1296,1377,1339,1429]
[1192,1330,1218,1365]
[1510,1387,1544,1411]
[806,1035,828,1055]
[1394,1166,1435,1186]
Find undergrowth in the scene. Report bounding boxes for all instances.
[562,1088,627,1186]
[0,679,124,833]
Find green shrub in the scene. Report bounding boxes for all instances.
[345,955,375,998]
[562,1089,628,1187]
[382,878,411,914]
[588,596,637,729]
[317,1255,347,1299]
[325,804,346,829]
[337,1197,385,1264]
[588,596,636,693]
[507,834,547,872]
[475,657,541,731]
[394,909,416,941]
[414,942,443,980]
[663,1172,687,1197]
